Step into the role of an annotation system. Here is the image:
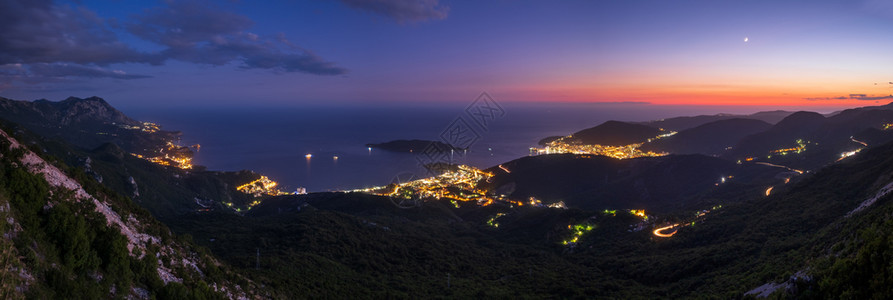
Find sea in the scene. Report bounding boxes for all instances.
[123,102,789,193]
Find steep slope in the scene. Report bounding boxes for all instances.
[713,138,893,297]
[642,118,771,155]
[554,137,893,298]
[570,120,663,145]
[0,127,259,298]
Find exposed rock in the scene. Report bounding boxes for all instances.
[847,180,893,217]
[129,176,140,198]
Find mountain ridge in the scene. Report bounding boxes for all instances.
[570,120,663,146]
[1,96,140,127]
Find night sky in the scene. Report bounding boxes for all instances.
[2,0,892,108]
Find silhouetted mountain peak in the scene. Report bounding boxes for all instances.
[774,111,826,130]
[57,96,137,126]
[0,96,139,126]
[572,120,662,145]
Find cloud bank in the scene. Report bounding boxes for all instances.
[0,0,347,89]
[805,93,893,101]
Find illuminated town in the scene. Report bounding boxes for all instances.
[119,121,289,213]
[131,142,192,170]
[115,121,196,169]
[530,131,674,159]
[347,164,573,210]
[130,141,194,169]
[115,121,161,133]
[367,165,505,206]
[236,175,286,197]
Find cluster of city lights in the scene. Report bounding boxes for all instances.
[130,142,194,169]
[236,175,286,197]
[530,131,673,159]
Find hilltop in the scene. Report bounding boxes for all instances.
[569,120,663,146]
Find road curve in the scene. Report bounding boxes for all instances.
[653,224,679,237]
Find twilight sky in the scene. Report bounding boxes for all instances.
[1,0,893,108]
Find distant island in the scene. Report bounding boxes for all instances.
[366,139,463,153]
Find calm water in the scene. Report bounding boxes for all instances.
[124,102,761,192]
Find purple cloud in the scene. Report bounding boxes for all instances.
[340,0,449,23]
[805,94,893,101]
[0,0,347,91]
[127,0,348,75]
[0,63,149,92]
[0,0,156,66]
[28,63,151,79]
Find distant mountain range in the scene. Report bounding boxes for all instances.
[550,103,893,170]
[641,110,794,131]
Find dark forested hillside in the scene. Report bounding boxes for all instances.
[3,97,893,298]
[0,125,259,299]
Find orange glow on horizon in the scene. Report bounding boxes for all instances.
[495,71,893,107]
[496,85,890,107]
